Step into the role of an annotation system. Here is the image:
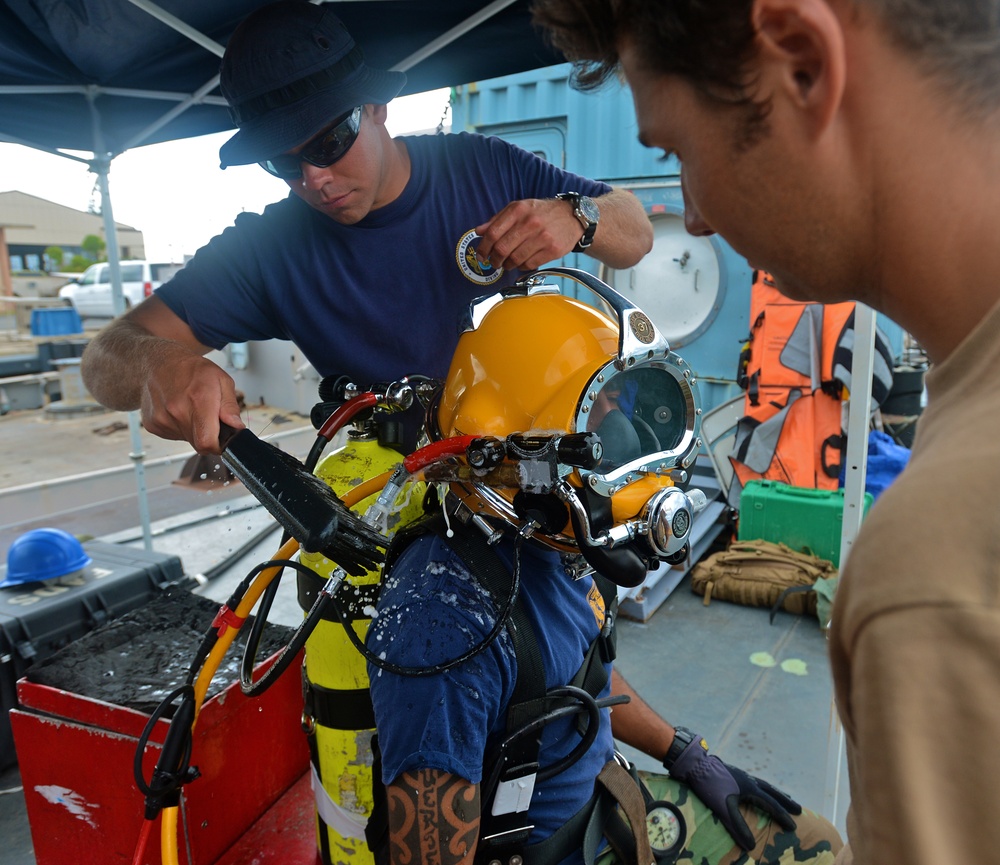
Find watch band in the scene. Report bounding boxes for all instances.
[574,224,597,252]
[556,191,598,253]
[662,726,700,771]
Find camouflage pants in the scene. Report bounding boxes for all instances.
[595,771,842,865]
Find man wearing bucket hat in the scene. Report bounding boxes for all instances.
[80,0,653,455]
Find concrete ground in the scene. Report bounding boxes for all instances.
[0,398,315,551]
[0,397,850,864]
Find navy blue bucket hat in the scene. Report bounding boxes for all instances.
[218,1,406,168]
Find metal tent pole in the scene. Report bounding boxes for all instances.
[824,302,877,825]
[92,163,153,551]
[838,303,876,567]
[389,0,519,71]
[86,90,154,551]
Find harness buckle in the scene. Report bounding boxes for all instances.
[492,771,538,816]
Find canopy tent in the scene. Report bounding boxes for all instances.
[0,0,560,157]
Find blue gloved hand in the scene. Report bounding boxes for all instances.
[665,731,801,850]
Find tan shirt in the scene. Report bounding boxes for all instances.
[829,297,1000,864]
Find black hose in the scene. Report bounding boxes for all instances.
[305,433,329,473]
[236,400,334,697]
[185,551,291,685]
[239,531,525,691]
[536,686,603,782]
[347,533,525,678]
[134,685,198,818]
[480,687,627,808]
[239,568,285,683]
[238,558,331,697]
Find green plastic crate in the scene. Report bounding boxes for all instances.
[737,480,873,567]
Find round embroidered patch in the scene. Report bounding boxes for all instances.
[455,230,505,286]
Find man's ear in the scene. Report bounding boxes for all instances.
[752,0,846,135]
[370,103,389,125]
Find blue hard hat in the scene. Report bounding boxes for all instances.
[0,528,92,587]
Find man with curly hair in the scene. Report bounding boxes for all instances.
[533,1,1000,863]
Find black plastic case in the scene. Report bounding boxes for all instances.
[0,540,186,768]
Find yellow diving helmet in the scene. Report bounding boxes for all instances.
[428,267,707,587]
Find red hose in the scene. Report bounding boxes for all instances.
[131,816,154,865]
[317,392,380,440]
[403,435,478,473]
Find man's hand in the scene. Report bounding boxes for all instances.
[139,352,245,455]
[475,187,652,272]
[474,197,586,271]
[80,297,245,455]
[666,732,801,850]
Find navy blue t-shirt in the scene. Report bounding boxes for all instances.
[367,534,615,860]
[157,132,611,386]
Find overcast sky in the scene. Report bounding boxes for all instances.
[0,88,451,263]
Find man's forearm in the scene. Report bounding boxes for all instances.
[388,770,480,865]
[81,318,192,411]
[81,300,244,452]
[587,188,653,269]
[609,669,675,760]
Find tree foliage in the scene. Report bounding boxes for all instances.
[81,234,106,261]
[43,245,64,271]
[66,254,93,272]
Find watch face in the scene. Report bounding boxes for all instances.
[646,801,686,860]
[578,195,600,225]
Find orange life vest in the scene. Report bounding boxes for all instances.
[730,272,893,496]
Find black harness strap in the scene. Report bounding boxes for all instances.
[435,520,547,711]
[428,521,547,865]
[582,574,619,676]
[529,786,610,865]
[528,760,655,865]
[304,679,376,730]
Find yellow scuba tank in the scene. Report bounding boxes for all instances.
[298,421,425,865]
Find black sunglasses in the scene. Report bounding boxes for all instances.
[260,106,363,180]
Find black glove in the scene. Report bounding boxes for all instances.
[664,729,801,850]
